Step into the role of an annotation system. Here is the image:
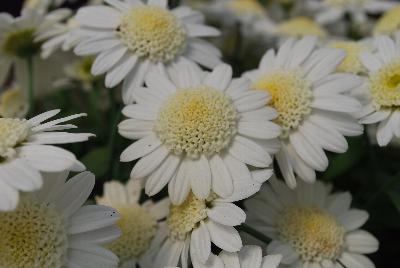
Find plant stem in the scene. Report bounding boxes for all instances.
[107,89,121,178]
[238,223,271,245]
[27,57,35,116]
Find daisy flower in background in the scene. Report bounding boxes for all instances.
[373,5,400,36]
[119,61,280,204]
[0,8,71,84]
[0,84,28,118]
[0,109,93,211]
[0,171,121,267]
[96,179,170,267]
[358,35,400,146]
[74,0,222,104]
[244,36,363,188]
[245,178,379,268]
[307,0,395,25]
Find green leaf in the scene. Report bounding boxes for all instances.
[323,137,364,180]
[80,147,110,178]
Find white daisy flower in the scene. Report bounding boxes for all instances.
[373,5,400,36]
[244,36,363,188]
[153,166,272,268]
[0,8,71,84]
[74,0,222,104]
[358,35,400,146]
[245,178,379,268]
[0,171,121,267]
[307,0,395,25]
[96,179,170,268]
[119,61,280,204]
[0,109,93,211]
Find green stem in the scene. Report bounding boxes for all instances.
[238,223,271,245]
[107,90,121,178]
[27,57,35,116]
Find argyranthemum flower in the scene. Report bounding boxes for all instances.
[245,178,379,268]
[96,179,169,267]
[373,5,400,36]
[358,35,400,146]
[328,40,370,74]
[0,109,93,211]
[0,85,28,118]
[152,167,271,268]
[219,245,282,268]
[119,61,280,203]
[0,171,121,267]
[0,8,71,84]
[244,36,363,188]
[307,0,395,25]
[74,0,222,104]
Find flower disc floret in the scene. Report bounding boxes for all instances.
[117,6,187,63]
[0,118,29,160]
[155,87,238,158]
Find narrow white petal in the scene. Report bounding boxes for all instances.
[207,221,242,252]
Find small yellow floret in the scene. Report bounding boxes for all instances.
[277,205,345,262]
[117,6,186,63]
[373,6,400,36]
[0,196,68,268]
[253,70,312,138]
[278,17,327,38]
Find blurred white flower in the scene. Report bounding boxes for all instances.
[244,36,363,188]
[0,171,121,267]
[74,0,222,104]
[119,61,280,204]
[307,0,395,25]
[0,85,28,118]
[358,35,400,146]
[96,179,169,268]
[0,109,93,211]
[245,178,379,268]
[0,8,71,85]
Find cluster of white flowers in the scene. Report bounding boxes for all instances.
[2,0,399,267]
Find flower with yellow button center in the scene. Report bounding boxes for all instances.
[358,36,400,146]
[119,62,280,206]
[74,0,222,104]
[277,17,327,38]
[245,178,379,267]
[96,180,169,267]
[0,172,121,268]
[154,190,248,267]
[0,118,30,161]
[244,36,362,188]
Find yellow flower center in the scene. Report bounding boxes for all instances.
[0,196,68,268]
[0,88,28,119]
[107,204,157,262]
[1,28,41,58]
[329,41,368,74]
[0,118,29,161]
[167,193,208,241]
[155,87,238,158]
[277,206,345,262]
[253,70,312,138]
[227,0,265,17]
[373,6,400,36]
[369,59,400,110]
[117,6,186,63]
[278,17,327,38]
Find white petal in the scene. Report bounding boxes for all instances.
[76,6,120,29]
[105,54,138,88]
[207,221,242,252]
[339,252,375,268]
[238,121,281,140]
[207,202,246,226]
[203,64,232,91]
[345,230,379,254]
[0,177,19,211]
[131,146,169,179]
[338,209,369,231]
[168,160,191,205]
[210,155,233,198]
[190,222,211,263]
[189,155,211,200]
[238,245,263,268]
[229,136,272,168]
[120,134,161,162]
[145,154,180,196]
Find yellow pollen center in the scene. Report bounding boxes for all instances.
[0,196,68,268]
[227,0,265,17]
[369,59,400,110]
[167,193,208,241]
[278,17,327,38]
[0,118,29,161]
[117,6,186,63]
[277,206,345,262]
[330,41,368,74]
[373,6,400,36]
[155,87,238,158]
[253,70,312,138]
[107,204,157,262]
[1,28,41,58]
